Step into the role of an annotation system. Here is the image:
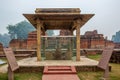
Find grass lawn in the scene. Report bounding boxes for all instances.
[87,54,101,61]
[0,58,7,67]
[78,54,120,80]
[0,72,42,80]
[0,58,7,62]
[0,57,42,80]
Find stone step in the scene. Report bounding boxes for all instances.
[43,66,76,74]
[47,66,71,70]
[44,71,75,74]
[42,66,80,80]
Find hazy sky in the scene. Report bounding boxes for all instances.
[0,0,120,40]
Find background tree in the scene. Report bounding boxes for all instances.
[7,20,35,40]
[0,33,11,47]
[112,30,120,43]
[1,21,55,47]
[7,20,55,39]
[46,30,54,36]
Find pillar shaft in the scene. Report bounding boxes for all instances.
[36,19,42,61]
[76,24,80,61]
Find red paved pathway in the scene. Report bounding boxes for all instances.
[42,66,80,80]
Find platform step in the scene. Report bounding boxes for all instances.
[42,66,80,80]
[43,66,76,74]
[48,66,71,70]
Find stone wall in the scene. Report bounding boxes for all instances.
[9,39,27,50]
[9,30,115,51]
[81,30,114,49]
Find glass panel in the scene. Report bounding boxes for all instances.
[41,36,76,60]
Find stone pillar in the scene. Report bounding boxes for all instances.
[36,18,42,61]
[75,20,81,61]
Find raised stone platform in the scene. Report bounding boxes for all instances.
[14,56,104,73]
[18,56,98,66]
[0,56,107,73]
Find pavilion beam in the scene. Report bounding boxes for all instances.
[36,18,42,61]
[75,19,81,61]
[42,20,73,22]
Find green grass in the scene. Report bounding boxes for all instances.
[0,58,7,67]
[78,72,103,80]
[0,58,42,80]
[0,64,5,67]
[87,54,101,61]
[109,63,120,80]
[0,73,7,80]
[0,72,42,80]
[78,54,120,80]
[0,58,7,62]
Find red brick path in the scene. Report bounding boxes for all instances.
[42,66,80,80]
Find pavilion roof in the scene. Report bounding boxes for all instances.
[23,8,94,30]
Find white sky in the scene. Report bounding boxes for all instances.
[0,0,120,40]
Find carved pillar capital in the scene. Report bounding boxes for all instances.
[72,19,81,30]
[36,18,43,26]
[36,18,45,31]
[74,19,81,27]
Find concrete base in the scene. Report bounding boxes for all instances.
[1,56,111,73]
[14,56,106,73]
[18,56,98,66]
